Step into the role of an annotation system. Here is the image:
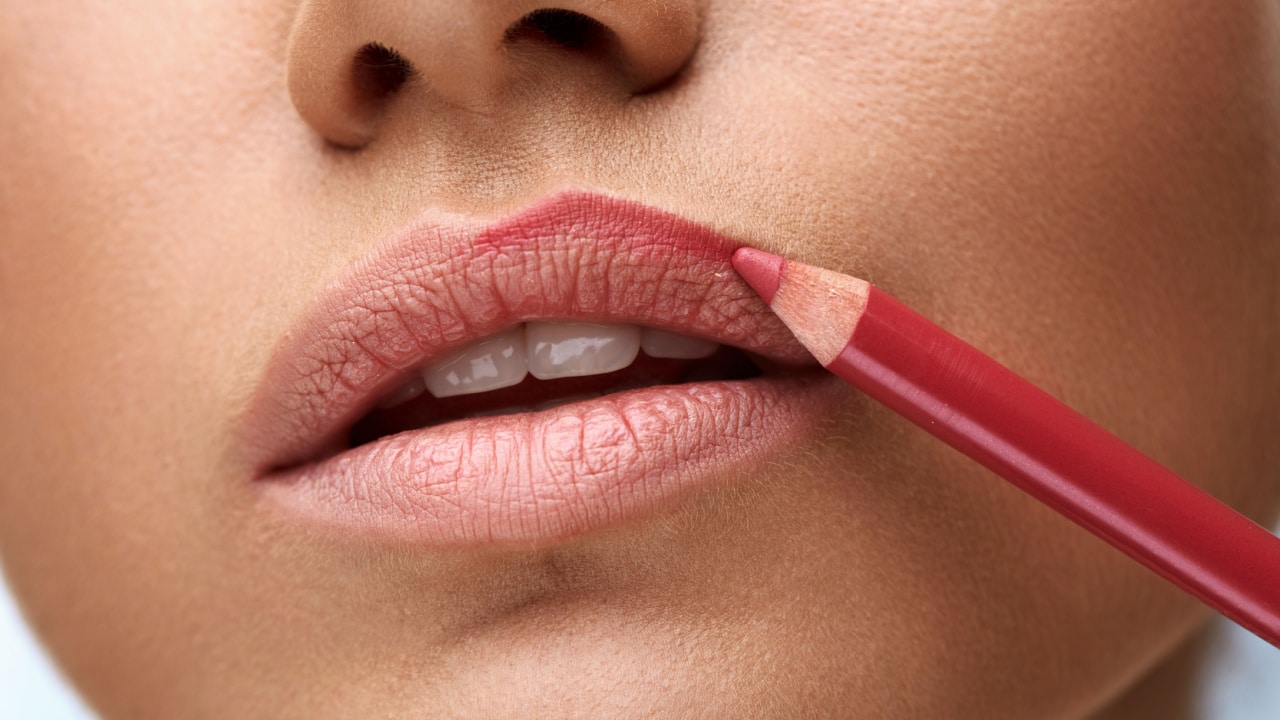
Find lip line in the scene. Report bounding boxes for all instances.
[244,190,816,474]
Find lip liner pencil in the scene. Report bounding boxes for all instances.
[732,247,1280,648]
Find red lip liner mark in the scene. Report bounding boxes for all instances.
[733,247,1280,649]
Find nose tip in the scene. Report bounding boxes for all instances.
[286,1,702,149]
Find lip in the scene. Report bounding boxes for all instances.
[247,191,841,547]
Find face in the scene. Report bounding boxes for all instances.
[2,1,1278,718]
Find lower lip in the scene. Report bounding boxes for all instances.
[258,375,837,547]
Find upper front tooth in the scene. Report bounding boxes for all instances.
[640,328,720,359]
[526,322,641,380]
[423,326,528,398]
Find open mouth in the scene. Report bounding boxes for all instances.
[349,323,763,448]
[245,191,838,547]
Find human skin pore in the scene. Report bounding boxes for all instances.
[1,1,1278,718]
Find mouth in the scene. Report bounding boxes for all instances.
[246,191,839,547]
[348,327,767,448]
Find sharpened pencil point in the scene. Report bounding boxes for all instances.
[731,247,784,304]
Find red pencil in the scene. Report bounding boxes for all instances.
[732,246,1280,649]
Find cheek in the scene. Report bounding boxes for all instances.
[715,0,1280,491]
[677,0,1280,705]
[0,0,310,699]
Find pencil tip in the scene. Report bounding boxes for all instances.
[731,247,784,304]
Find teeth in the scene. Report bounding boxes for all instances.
[640,328,719,360]
[422,326,528,398]
[526,322,641,380]
[417,323,719,399]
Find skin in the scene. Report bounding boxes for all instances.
[2,0,1278,717]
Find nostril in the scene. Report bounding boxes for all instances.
[287,0,697,147]
[351,42,414,105]
[505,9,614,54]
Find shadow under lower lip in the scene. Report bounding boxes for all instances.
[347,347,761,449]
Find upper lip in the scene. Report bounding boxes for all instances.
[244,190,816,474]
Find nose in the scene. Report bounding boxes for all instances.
[286,1,702,148]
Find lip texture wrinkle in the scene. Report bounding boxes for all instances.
[245,191,835,547]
